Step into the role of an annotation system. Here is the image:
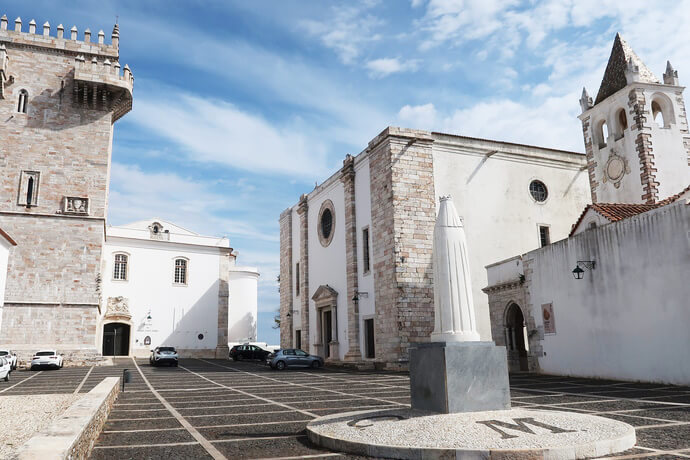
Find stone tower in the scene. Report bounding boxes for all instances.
[0,14,133,358]
[578,33,690,204]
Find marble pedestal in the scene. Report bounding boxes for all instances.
[409,341,510,413]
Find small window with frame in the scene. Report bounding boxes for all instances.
[362,226,371,275]
[113,253,129,281]
[173,258,188,285]
[17,89,29,114]
[539,225,551,248]
[17,170,40,207]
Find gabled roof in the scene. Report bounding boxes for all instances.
[569,184,690,236]
[115,218,199,236]
[594,33,659,105]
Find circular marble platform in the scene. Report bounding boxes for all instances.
[307,408,636,459]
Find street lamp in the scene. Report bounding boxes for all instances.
[572,260,596,280]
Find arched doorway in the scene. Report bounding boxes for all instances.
[505,303,529,371]
[102,322,131,356]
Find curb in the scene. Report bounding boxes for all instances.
[14,377,120,460]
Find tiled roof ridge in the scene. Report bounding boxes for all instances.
[569,184,690,236]
[594,33,659,105]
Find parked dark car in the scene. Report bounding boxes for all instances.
[230,344,270,361]
[266,349,324,370]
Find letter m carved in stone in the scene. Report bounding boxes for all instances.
[476,417,576,440]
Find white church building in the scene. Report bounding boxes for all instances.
[100,219,259,358]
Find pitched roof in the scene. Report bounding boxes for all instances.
[569,185,690,237]
[594,33,659,105]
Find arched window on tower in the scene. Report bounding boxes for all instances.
[595,119,608,148]
[17,89,28,113]
[616,109,627,139]
[651,94,675,128]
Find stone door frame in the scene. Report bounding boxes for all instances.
[312,285,339,361]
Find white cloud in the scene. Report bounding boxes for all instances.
[365,57,420,78]
[108,163,278,243]
[301,2,384,64]
[411,0,426,6]
[129,92,331,178]
[397,103,437,130]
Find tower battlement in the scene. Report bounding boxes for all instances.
[0,15,120,58]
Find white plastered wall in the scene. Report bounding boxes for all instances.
[432,139,591,340]
[354,157,374,358]
[228,266,259,343]
[306,181,348,360]
[102,237,222,355]
[526,202,690,384]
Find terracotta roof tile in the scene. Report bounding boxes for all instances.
[569,184,689,236]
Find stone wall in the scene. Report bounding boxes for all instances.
[279,209,293,349]
[368,127,436,369]
[340,155,361,361]
[0,20,127,359]
[297,196,310,352]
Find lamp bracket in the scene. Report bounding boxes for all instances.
[577,260,596,270]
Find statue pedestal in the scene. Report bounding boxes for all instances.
[409,341,511,413]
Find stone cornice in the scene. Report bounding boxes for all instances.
[482,280,523,294]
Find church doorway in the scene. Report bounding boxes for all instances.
[102,323,130,356]
[505,303,529,371]
[322,310,333,359]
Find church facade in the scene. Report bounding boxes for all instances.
[484,35,690,384]
[280,129,591,369]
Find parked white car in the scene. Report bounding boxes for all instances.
[0,349,17,370]
[0,356,11,381]
[30,350,64,370]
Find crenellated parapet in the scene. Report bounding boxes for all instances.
[0,14,119,57]
[73,55,133,121]
[0,13,133,120]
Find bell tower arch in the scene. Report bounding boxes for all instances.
[578,33,690,204]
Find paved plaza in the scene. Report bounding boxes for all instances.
[0,359,689,459]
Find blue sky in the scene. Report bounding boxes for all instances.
[5,0,690,344]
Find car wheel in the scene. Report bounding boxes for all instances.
[3,373,8,382]
[30,365,36,371]
[173,362,178,367]
[232,356,238,361]
[311,360,321,369]
[275,360,286,370]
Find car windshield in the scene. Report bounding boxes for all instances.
[158,347,175,352]
[36,351,55,356]
[0,351,7,356]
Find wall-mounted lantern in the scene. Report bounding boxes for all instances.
[572,260,596,280]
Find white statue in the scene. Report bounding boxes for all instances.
[430,196,480,342]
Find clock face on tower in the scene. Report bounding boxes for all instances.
[603,150,630,189]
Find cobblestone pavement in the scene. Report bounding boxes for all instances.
[1,360,689,459]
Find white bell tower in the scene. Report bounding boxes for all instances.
[578,33,690,204]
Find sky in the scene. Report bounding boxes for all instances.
[4,0,690,345]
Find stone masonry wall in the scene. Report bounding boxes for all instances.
[0,25,121,355]
[484,278,541,373]
[368,127,436,369]
[628,88,659,204]
[340,155,361,361]
[297,195,310,352]
[581,115,599,203]
[279,209,293,349]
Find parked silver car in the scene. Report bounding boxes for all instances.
[150,346,178,367]
[266,349,324,370]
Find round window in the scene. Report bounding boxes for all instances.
[197,333,204,340]
[317,200,336,247]
[529,180,548,202]
[321,209,332,239]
